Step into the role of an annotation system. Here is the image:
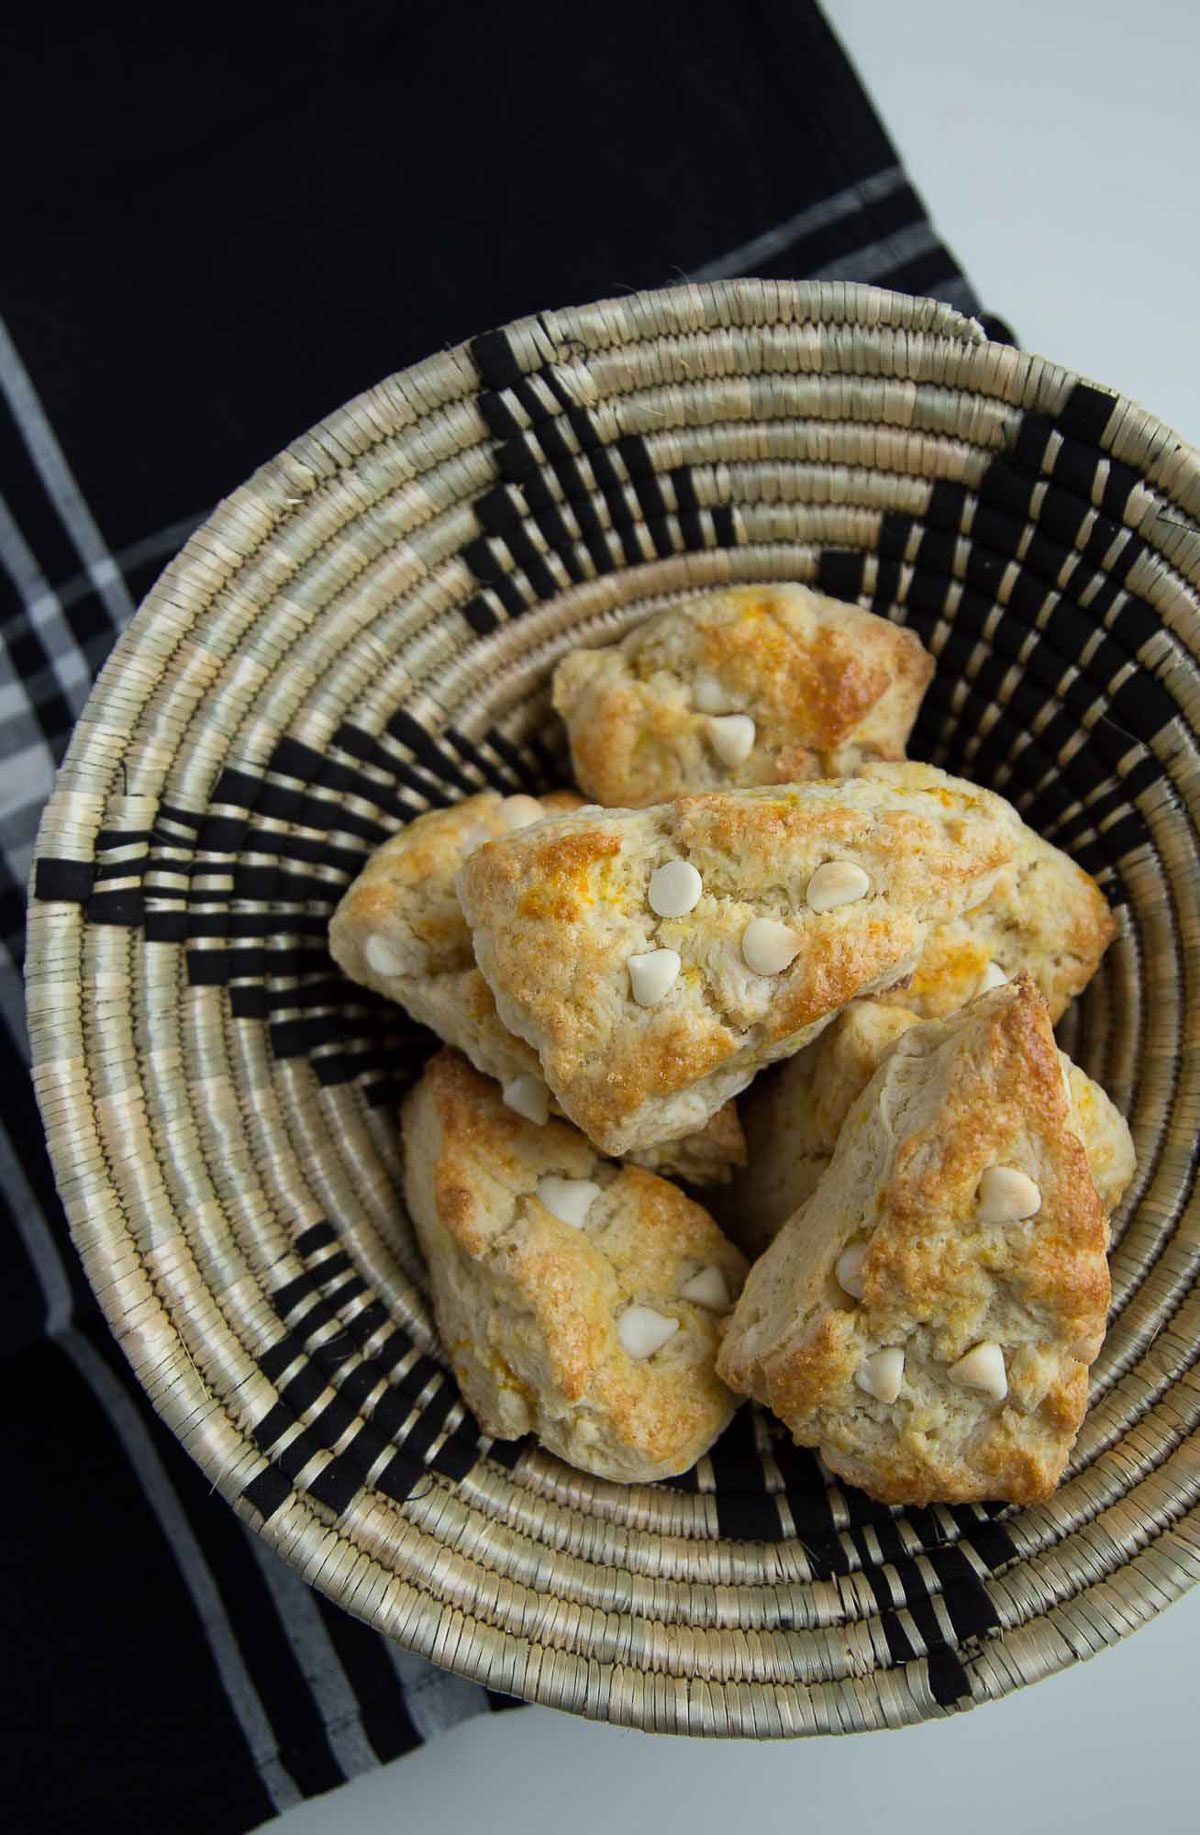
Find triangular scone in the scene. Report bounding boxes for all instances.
[552,582,934,806]
[402,1050,748,1484]
[456,768,1016,1156]
[717,976,1111,1506]
[720,1002,921,1257]
[860,762,1117,1021]
[328,789,744,1183]
[1062,1058,1137,1217]
[723,998,1135,1255]
[329,789,578,1088]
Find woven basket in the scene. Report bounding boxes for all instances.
[27,280,1200,1736]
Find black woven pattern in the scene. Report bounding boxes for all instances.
[29,263,1198,1747]
[241,1215,1019,1717]
[818,381,1170,895]
[33,374,1163,1117]
[31,356,1161,1613]
[5,0,1042,1807]
[464,328,740,634]
[243,1224,490,1526]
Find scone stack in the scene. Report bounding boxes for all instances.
[330,582,1134,1502]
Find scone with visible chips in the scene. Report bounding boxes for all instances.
[403,1050,748,1483]
[329,789,745,1183]
[552,583,934,807]
[859,761,1117,1022]
[724,998,1136,1256]
[456,765,1016,1156]
[717,976,1112,1506]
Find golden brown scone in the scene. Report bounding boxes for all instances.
[1062,1058,1137,1216]
[720,1003,922,1257]
[402,1050,748,1483]
[329,789,578,1088]
[328,789,744,1181]
[723,1001,1135,1256]
[717,976,1112,1507]
[552,583,934,807]
[456,765,1016,1156]
[858,761,1117,1022]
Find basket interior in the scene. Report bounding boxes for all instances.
[28,281,1200,1734]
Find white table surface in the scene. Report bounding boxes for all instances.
[262,4,1200,1828]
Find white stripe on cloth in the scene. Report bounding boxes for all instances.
[0,953,27,1065]
[0,1115,303,1813]
[806,214,942,285]
[382,1635,491,1738]
[0,313,135,629]
[48,508,209,618]
[0,649,92,724]
[684,164,906,283]
[0,1111,73,1336]
[240,1529,383,1779]
[0,491,95,719]
[0,740,55,846]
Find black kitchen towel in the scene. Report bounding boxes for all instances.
[0,6,1005,1830]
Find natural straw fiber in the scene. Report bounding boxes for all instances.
[26,280,1200,1735]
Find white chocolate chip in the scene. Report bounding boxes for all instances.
[805,860,871,912]
[364,933,406,977]
[498,794,545,831]
[535,1175,601,1228]
[855,1347,904,1404]
[502,1073,550,1125]
[628,948,681,1006]
[835,1241,868,1300]
[708,713,756,767]
[617,1305,679,1360]
[741,916,801,976]
[976,1165,1041,1224]
[461,823,492,857]
[949,1340,1008,1402]
[693,673,733,715]
[978,960,1008,993]
[576,804,601,816]
[648,858,703,917]
[678,1264,731,1312]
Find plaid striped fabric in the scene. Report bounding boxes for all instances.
[1,7,1002,1830]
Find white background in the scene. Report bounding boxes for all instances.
[831,0,1200,442]
[264,4,1200,1829]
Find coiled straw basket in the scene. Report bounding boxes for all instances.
[27,280,1200,1735]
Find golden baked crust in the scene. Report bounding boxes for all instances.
[402,1050,747,1483]
[723,999,1135,1255]
[328,787,744,1180]
[717,976,1112,1506]
[552,583,934,806]
[859,762,1117,1021]
[456,764,1016,1155]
